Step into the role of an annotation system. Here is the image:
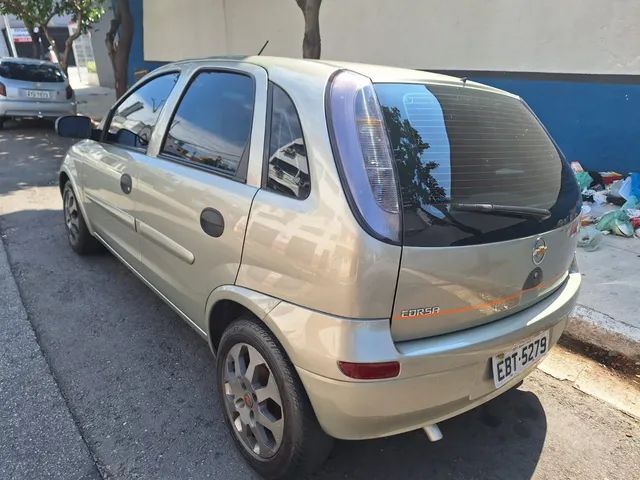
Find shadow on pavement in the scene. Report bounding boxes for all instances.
[315,388,545,479]
[0,121,74,196]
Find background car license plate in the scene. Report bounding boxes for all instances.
[26,90,50,99]
[492,330,550,388]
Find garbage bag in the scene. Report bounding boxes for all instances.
[577,226,603,251]
[631,173,640,199]
[595,197,637,237]
[575,171,593,191]
[595,196,637,237]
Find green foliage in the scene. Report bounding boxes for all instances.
[58,0,106,35]
[0,0,58,30]
[0,1,106,34]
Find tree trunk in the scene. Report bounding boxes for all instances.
[106,0,134,98]
[41,25,57,62]
[61,11,83,75]
[296,0,322,59]
[28,28,40,58]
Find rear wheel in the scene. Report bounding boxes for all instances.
[62,182,101,254]
[216,318,333,479]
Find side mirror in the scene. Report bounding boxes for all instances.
[55,115,92,139]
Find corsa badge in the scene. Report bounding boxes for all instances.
[532,237,548,265]
[400,306,441,318]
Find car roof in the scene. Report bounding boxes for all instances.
[167,55,510,96]
[0,57,60,67]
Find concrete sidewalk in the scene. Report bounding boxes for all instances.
[0,236,100,479]
[567,235,640,362]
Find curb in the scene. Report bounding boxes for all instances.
[0,235,101,479]
[563,304,640,364]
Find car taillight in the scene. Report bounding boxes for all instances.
[338,361,400,380]
[0,82,6,96]
[327,70,401,243]
[66,85,73,99]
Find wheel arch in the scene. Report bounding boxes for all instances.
[205,285,282,356]
[59,163,94,233]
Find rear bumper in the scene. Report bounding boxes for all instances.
[264,271,581,440]
[0,99,76,118]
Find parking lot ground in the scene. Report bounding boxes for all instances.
[0,123,639,479]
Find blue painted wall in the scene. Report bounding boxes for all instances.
[466,75,639,173]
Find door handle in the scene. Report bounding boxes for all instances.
[120,173,132,194]
[200,208,224,237]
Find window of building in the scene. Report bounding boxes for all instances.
[265,84,310,199]
[161,71,254,177]
[106,72,179,150]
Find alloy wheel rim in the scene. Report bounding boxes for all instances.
[63,188,80,243]
[222,342,284,459]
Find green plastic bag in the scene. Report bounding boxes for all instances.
[596,196,638,237]
[574,172,593,191]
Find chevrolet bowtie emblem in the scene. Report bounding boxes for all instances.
[532,238,548,264]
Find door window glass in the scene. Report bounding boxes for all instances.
[162,71,254,176]
[265,85,310,199]
[106,72,179,149]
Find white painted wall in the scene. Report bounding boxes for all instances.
[144,0,228,60]
[143,0,640,74]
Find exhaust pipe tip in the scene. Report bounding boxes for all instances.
[423,424,443,442]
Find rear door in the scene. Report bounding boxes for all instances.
[374,83,581,341]
[134,64,267,331]
[80,71,180,267]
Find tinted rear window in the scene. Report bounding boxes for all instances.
[0,62,65,82]
[374,83,580,247]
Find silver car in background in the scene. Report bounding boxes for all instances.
[0,57,76,128]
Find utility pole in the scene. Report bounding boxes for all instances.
[3,15,18,57]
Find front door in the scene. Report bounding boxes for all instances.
[134,66,266,331]
[80,72,180,267]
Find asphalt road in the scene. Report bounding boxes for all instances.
[0,122,639,480]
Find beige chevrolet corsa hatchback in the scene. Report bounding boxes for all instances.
[56,56,582,479]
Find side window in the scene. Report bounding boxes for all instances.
[162,71,254,177]
[106,72,179,149]
[266,85,310,199]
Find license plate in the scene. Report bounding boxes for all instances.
[492,330,550,388]
[26,90,50,99]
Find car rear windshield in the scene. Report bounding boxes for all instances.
[374,83,580,247]
[0,62,65,83]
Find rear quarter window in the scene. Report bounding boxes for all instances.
[265,84,310,199]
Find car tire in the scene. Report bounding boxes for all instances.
[216,317,333,479]
[62,182,102,254]
[0,117,5,129]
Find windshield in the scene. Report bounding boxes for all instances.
[0,62,65,83]
[374,83,581,247]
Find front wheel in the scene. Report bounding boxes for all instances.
[62,182,101,254]
[216,318,333,479]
